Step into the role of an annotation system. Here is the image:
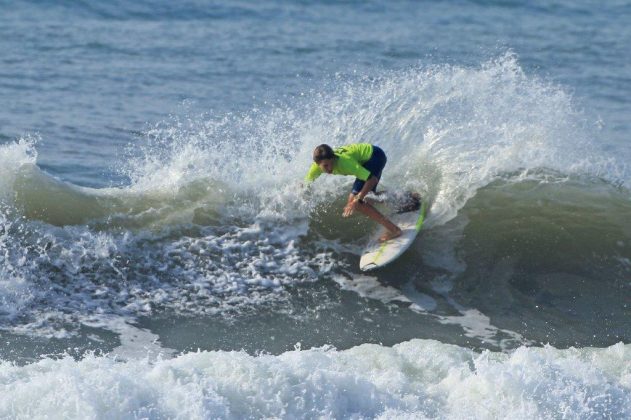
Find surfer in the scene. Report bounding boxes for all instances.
[305,143,402,241]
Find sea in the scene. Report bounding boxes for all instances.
[1,0,630,418]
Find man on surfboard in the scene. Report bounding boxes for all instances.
[305,143,402,241]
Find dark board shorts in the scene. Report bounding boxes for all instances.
[351,145,387,194]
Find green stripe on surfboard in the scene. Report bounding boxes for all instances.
[415,200,427,231]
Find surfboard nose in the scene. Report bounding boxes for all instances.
[360,262,378,272]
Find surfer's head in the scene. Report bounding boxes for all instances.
[313,144,336,174]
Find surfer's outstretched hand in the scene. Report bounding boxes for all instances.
[343,200,358,217]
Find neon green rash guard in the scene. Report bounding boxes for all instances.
[305,143,374,182]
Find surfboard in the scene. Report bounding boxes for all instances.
[359,195,427,271]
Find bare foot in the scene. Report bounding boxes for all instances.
[379,227,402,242]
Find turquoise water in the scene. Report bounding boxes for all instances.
[1,1,630,418]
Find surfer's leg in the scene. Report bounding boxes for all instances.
[350,146,401,240]
[351,194,402,240]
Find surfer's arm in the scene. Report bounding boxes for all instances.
[355,176,378,201]
[343,175,378,217]
[305,163,322,183]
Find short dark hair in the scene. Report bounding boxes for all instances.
[313,144,335,163]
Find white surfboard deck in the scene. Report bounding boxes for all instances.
[359,199,427,271]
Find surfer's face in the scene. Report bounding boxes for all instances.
[318,158,334,174]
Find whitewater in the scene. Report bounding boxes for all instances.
[2,340,629,418]
[1,0,630,418]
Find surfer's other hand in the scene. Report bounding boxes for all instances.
[343,200,357,217]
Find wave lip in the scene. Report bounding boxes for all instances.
[1,339,629,419]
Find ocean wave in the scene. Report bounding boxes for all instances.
[3,53,627,228]
[1,339,629,419]
[1,53,629,343]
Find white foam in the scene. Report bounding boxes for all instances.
[0,339,628,419]
[0,216,336,338]
[105,318,176,361]
[333,274,413,305]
